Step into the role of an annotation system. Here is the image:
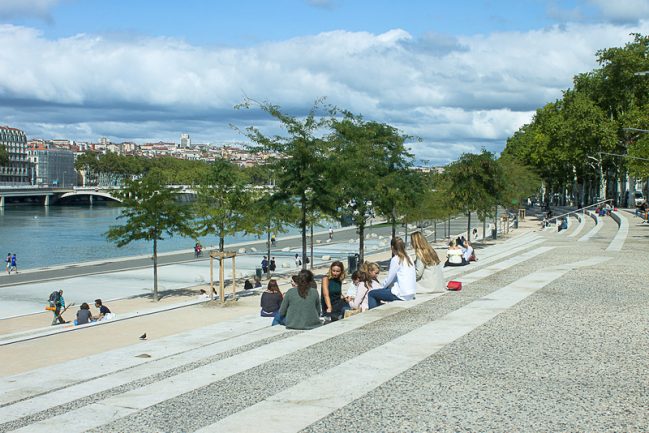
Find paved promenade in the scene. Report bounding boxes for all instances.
[1,209,646,432]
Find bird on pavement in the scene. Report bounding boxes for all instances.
[139,333,147,340]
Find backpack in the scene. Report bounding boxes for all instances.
[48,291,60,305]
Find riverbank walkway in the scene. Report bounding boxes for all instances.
[1,208,647,432]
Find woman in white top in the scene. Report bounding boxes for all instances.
[410,231,444,293]
[368,237,416,309]
[445,239,466,267]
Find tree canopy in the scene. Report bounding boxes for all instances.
[502,33,649,205]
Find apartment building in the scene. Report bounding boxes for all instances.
[0,126,30,185]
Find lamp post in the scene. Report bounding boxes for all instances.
[586,154,604,203]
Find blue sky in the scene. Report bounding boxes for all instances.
[1,0,649,164]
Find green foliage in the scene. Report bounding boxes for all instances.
[193,159,254,252]
[236,98,335,267]
[443,150,504,221]
[503,33,649,200]
[106,171,196,301]
[497,155,541,207]
[74,151,209,186]
[328,113,412,259]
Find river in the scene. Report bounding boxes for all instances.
[0,204,311,270]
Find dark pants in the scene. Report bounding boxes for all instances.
[368,288,401,309]
[51,305,65,325]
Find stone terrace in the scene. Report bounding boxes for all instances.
[0,209,647,433]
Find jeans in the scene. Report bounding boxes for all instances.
[272,311,285,326]
[368,288,401,309]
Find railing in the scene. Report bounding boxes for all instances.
[543,199,614,226]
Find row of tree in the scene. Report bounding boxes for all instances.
[106,99,540,301]
[503,33,649,205]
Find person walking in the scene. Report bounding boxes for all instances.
[5,253,11,274]
[328,226,334,240]
[49,289,66,325]
[261,256,269,274]
[10,253,17,274]
[269,257,277,272]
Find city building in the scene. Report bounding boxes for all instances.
[0,126,30,185]
[180,133,191,148]
[27,142,76,187]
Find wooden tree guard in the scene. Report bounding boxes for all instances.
[209,250,237,304]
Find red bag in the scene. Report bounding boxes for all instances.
[446,281,462,291]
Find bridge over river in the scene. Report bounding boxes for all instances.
[0,185,199,207]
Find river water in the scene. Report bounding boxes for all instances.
[0,204,308,270]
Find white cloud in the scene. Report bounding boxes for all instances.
[589,0,649,23]
[1,20,649,165]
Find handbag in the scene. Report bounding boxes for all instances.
[446,280,462,291]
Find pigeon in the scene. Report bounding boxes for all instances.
[139,333,147,340]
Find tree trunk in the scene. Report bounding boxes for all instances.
[152,237,159,302]
[359,223,365,264]
[219,228,224,252]
[433,221,437,243]
[493,205,498,240]
[404,220,408,247]
[301,198,307,270]
[467,212,471,242]
[309,223,314,270]
[266,226,271,278]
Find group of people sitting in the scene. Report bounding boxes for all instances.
[259,232,449,330]
[444,236,476,267]
[74,299,113,325]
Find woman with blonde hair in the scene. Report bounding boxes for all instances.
[410,231,444,293]
[321,260,347,321]
[368,237,416,309]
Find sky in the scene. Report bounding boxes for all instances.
[1,0,649,165]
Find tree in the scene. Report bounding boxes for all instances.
[247,165,299,277]
[236,98,335,269]
[497,155,541,210]
[329,114,395,262]
[106,170,195,301]
[193,159,253,252]
[443,150,504,241]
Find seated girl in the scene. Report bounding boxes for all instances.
[444,239,467,267]
[273,270,322,329]
[260,279,283,317]
[410,231,444,293]
[345,270,372,312]
[368,237,416,309]
[321,261,347,321]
